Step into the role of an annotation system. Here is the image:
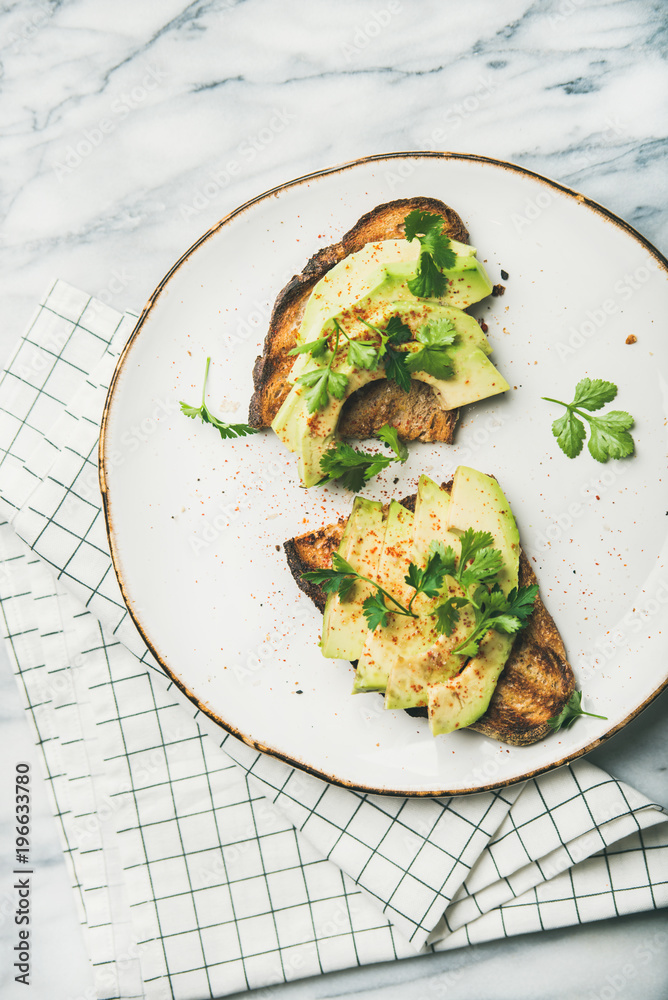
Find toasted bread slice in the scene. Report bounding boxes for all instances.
[249,197,470,442]
[284,484,575,746]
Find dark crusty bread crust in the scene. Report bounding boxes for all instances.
[283,484,575,747]
[248,197,469,441]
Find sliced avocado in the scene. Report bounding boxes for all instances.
[298,238,491,342]
[272,302,508,488]
[428,632,513,735]
[321,497,386,660]
[384,475,472,710]
[382,254,492,310]
[446,466,519,594]
[411,473,451,565]
[352,500,414,693]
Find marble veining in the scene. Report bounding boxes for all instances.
[0,1,667,998]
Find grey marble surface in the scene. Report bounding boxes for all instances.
[1,1,667,998]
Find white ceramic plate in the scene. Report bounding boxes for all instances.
[100,153,668,796]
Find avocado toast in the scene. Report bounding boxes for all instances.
[249,197,509,487]
[284,470,575,746]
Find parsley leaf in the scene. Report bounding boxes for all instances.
[385,316,412,344]
[357,315,413,392]
[587,411,635,462]
[363,593,392,630]
[449,582,539,655]
[405,318,458,379]
[572,378,618,411]
[404,210,456,299]
[404,550,448,602]
[347,338,380,370]
[295,326,349,413]
[547,690,607,732]
[180,357,258,440]
[383,346,412,393]
[302,551,415,629]
[457,529,495,571]
[319,441,403,491]
[429,529,538,653]
[377,423,408,462]
[288,335,330,358]
[434,596,468,637]
[543,379,636,463]
[552,410,587,459]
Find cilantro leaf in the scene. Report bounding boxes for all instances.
[304,551,415,630]
[572,378,618,411]
[295,366,332,413]
[288,336,330,358]
[377,423,408,462]
[543,380,635,463]
[551,411,586,459]
[505,584,540,623]
[346,338,380,370]
[180,358,259,441]
[459,547,504,588]
[457,529,495,573]
[327,369,349,400]
[486,613,524,635]
[319,442,396,491]
[385,315,412,344]
[295,358,349,414]
[405,317,458,379]
[404,551,447,601]
[417,318,457,348]
[434,595,468,636]
[404,211,456,299]
[362,593,391,630]
[408,253,448,299]
[383,345,412,393]
[587,411,635,462]
[547,690,607,732]
[429,540,457,577]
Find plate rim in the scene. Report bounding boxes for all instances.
[98,150,668,797]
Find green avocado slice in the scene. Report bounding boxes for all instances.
[321,497,386,661]
[298,238,490,342]
[446,466,519,594]
[428,632,513,735]
[383,475,472,710]
[352,500,415,693]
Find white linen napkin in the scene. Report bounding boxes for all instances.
[0,280,665,1000]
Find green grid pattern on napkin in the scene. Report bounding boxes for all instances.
[0,281,665,1000]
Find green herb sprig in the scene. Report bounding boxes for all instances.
[304,526,539,651]
[543,379,635,463]
[318,423,408,491]
[404,210,456,298]
[294,325,349,414]
[547,690,608,732]
[431,530,538,655]
[180,357,258,440]
[405,318,458,379]
[303,548,448,631]
[359,315,413,392]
